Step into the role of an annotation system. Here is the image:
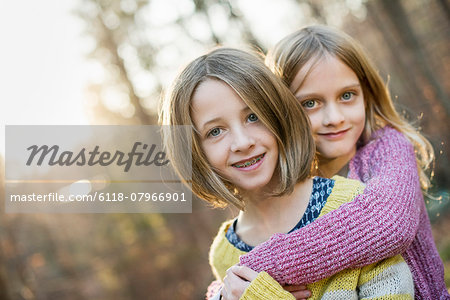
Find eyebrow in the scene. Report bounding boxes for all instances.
[295,83,361,100]
[200,117,221,132]
[199,106,252,132]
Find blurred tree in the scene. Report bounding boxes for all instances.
[76,0,154,124]
[76,0,265,126]
[374,0,449,118]
[348,0,450,187]
[437,0,450,22]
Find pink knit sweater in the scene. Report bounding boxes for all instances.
[233,126,448,299]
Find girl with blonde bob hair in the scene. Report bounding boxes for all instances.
[161,47,415,299]
[232,25,448,299]
[160,47,315,210]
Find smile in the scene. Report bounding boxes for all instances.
[319,128,350,139]
[232,153,265,168]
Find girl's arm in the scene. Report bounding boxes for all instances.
[239,127,422,285]
[237,271,296,299]
[224,266,296,300]
[205,275,310,299]
[205,269,300,300]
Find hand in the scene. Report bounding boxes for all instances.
[283,284,311,300]
[221,265,258,300]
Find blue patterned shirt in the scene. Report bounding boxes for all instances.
[225,177,335,252]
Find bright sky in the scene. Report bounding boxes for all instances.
[0,0,325,155]
[0,1,91,155]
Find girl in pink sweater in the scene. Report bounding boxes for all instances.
[215,25,448,299]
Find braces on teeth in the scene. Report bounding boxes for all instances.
[235,155,263,168]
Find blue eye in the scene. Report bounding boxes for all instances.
[342,92,353,100]
[302,100,316,109]
[208,128,222,137]
[248,113,258,122]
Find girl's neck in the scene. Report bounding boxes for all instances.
[235,178,313,246]
[317,150,355,178]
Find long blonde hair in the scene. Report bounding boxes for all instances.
[266,25,434,190]
[160,47,315,209]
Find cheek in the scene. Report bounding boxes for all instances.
[201,143,224,170]
[259,127,278,151]
[306,113,321,134]
[267,135,279,155]
[353,101,366,128]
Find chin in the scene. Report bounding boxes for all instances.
[320,149,353,161]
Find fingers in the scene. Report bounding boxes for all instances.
[222,269,251,300]
[290,289,311,299]
[283,285,311,299]
[283,285,308,292]
[227,265,258,282]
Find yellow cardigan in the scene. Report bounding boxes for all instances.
[209,176,414,299]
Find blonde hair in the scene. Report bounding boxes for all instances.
[266,25,434,190]
[160,47,315,209]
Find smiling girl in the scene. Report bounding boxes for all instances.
[161,47,415,299]
[289,54,366,178]
[230,25,448,299]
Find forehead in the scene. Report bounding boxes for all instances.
[290,55,359,93]
[190,79,247,125]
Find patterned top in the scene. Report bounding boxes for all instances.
[225,177,334,252]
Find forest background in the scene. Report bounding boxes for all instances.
[0,0,449,299]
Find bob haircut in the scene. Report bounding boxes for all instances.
[160,47,315,210]
[266,25,434,190]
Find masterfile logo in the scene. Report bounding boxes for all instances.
[5,125,192,213]
[26,142,169,172]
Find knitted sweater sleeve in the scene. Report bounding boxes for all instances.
[204,273,296,300]
[240,272,295,299]
[239,127,422,285]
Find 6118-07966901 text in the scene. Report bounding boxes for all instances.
[9,192,187,202]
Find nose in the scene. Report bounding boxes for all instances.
[323,103,345,126]
[230,127,255,152]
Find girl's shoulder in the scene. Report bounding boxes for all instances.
[350,126,416,182]
[356,126,414,160]
[366,126,411,149]
[318,176,365,216]
[208,218,244,280]
[210,219,235,248]
[314,176,365,195]
[371,125,407,140]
